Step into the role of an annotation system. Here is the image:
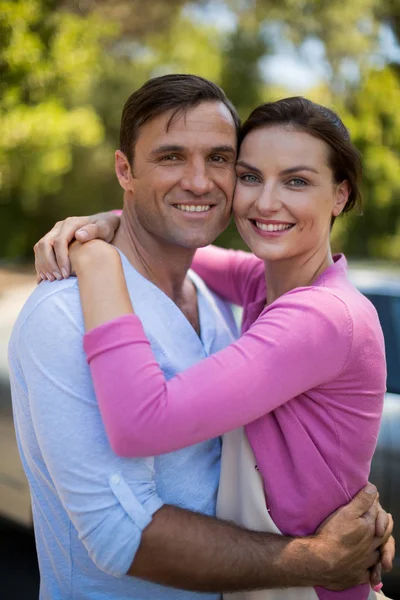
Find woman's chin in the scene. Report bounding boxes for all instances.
[246,242,293,263]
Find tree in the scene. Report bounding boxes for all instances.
[337,67,400,259]
[2,0,400,259]
[0,0,115,256]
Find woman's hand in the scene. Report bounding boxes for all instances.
[69,239,120,278]
[34,211,121,282]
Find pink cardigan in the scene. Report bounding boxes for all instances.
[84,246,386,600]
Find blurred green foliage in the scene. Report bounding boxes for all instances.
[1,0,400,259]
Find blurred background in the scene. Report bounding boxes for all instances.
[1,0,400,597]
[1,0,400,258]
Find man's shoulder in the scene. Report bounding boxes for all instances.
[17,277,80,322]
[9,278,83,354]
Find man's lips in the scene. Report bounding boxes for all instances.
[172,202,219,214]
[173,203,213,213]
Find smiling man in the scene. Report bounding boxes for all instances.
[10,74,392,599]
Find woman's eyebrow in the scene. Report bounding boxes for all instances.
[279,165,319,175]
[236,162,320,176]
[235,160,263,175]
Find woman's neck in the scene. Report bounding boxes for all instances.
[264,249,334,306]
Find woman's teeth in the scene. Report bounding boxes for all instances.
[175,204,211,212]
[255,222,293,232]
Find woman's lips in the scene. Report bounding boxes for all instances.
[250,219,295,236]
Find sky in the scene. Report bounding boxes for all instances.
[184,1,400,91]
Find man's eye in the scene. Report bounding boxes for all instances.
[210,155,226,163]
[160,155,179,162]
[239,173,260,184]
[288,177,307,187]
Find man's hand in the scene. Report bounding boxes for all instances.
[314,484,394,591]
[34,211,121,281]
[370,505,395,588]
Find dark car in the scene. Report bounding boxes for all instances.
[349,264,400,593]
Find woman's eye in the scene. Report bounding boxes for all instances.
[288,177,307,187]
[239,173,260,184]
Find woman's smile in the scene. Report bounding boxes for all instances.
[251,219,296,236]
[233,125,349,264]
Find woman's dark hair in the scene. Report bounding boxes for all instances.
[120,74,240,166]
[240,97,362,221]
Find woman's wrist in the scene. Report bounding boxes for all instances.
[72,240,120,276]
[72,240,134,331]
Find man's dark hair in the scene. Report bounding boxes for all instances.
[120,74,240,165]
[240,97,363,224]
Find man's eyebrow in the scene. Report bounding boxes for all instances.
[279,165,319,175]
[210,145,236,157]
[150,144,236,157]
[150,145,185,156]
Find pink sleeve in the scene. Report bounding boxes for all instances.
[191,246,262,306]
[84,288,352,458]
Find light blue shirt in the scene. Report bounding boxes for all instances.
[8,252,238,600]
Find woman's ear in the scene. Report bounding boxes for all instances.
[332,180,350,217]
[115,150,134,191]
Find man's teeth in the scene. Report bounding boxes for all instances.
[255,222,293,232]
[175,204,211,212]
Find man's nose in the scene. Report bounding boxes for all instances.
[180,163,213,196]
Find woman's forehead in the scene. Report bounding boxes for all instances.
[238,125,331,170]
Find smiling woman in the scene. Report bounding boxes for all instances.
[233,99,361,286]
[32,97,388,600]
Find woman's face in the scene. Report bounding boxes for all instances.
[233,125,349,262]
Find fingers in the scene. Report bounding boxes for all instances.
[375,513,394,549]
[75,223,103,243]
[34,223,63,281]
[370,562,382,587]
[98,215,121,242]
[34,212,120,280]
[375,503,389,537]
[34,217,91,280]
[53,217,92,277]
[345,484,378,520]
[75,212,120,243]
[381,534,395,572]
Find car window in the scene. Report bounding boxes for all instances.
[364,293,400,394]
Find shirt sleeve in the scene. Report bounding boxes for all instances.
[191,245,263,307]
[15,288,164,577]
[84,287,353,458]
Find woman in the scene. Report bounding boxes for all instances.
[35,98,387,599]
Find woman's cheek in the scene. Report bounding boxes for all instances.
[232,186,252,218]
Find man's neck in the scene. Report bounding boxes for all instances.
[112,211,196,304]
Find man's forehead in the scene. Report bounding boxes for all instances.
[141,101,237,144]
[166,102,236,132]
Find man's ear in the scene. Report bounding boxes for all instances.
[332,180,350,217]
[115,150,134,191]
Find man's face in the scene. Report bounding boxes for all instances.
[116,101,237,250]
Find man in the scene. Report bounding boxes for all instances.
[11,74,392,599]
